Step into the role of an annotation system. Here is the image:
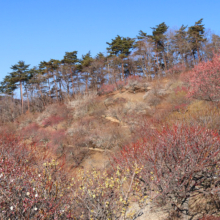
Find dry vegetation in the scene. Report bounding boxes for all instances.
[0,55,220,219]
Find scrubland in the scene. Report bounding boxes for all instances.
[0,55,220,220]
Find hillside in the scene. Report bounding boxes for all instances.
[10,75,183,170]
[1,60,220,219]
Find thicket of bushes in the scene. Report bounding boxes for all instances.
[0,54,220,219]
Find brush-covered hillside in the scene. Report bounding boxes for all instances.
[1,67,220,219]
[0,20,220,219]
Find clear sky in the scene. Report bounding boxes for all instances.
[0,0,219,82]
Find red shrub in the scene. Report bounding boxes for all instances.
[0,132,72,219]
[185,54,220,103]
[47,129,66,152]
[116,79,126,89]
[127,75,142,82]
[42,115,64,127]
[32,129,65,153]
[99,83,116,94]
[174,86,188,94]
[174,103,187,111]
[114,124,220,216]
[21,123,40,138]
[168,63,186,74]
[0,155,71,219]
[32,128,51,144]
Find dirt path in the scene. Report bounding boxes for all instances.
[88,147,112,152]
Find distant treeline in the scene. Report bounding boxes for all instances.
[0,19,220,113]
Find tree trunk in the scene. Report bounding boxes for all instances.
[121,60,124,81]
[197,47,200,62]
[48,78,51,101]
[25,86,30,113]
[52,73,59,102]
[38,84,46,108]
[86,78,88,93]
[156,44,161,74]
[20,81,23,114]
[113,70,118,90]
[107,63,110,83]
[163,52,167,71]
[67,84,70,96]
[71,74,74,96]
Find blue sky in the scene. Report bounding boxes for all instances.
[0,0,219,82]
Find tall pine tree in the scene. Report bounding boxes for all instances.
[188,19,206,62]
[107,35,134,80]
[9,61,30,113]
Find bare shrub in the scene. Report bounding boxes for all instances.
[167,85,190,112]
[114,123,220,219]
[125,76,150,93]
[36,103,69,125]
[143,90,162,107]
[188,102,220,131]
[68,91,99,118]
[42,115,65,127]
[98,83,116,94]
[89,125,125,149]
[21,122,40,139]
[0,97,22,123]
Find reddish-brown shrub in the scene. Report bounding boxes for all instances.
[114,124,220,217]
[99,83,116,94]
[116,79,126,89]
[126,75,142,82]
[0,132,142,219]
[21,122,40,138]
[0,155,71,219]
[0,132,73,219]
[168,63,186,74]
[47,129,66,153]
[42,115,64,127]
[184,53,220,103]
[174,86,188,94]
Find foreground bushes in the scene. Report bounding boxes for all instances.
[1,122,220,219]
[0,133,143,219]
[0,133,71,219]
[115,124,220,218]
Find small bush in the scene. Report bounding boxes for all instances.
[168,63,186,75]
[42,115,64,127]
[21,122,40,138]
[99,83,116,94]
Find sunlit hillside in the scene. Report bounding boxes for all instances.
[0,19,220,219]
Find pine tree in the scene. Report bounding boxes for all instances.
[28,67,47,107]
[62,51,79,95]
[188,19,206,62]
[40,59,60,100]
[90,52,106,90]
[173,25,190,65]
[106,35,134,80]
[134,30,154,76]
[80,52,93,93]
[148,22,169,72]
[9,61,30,113]
[0,75,17,96]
